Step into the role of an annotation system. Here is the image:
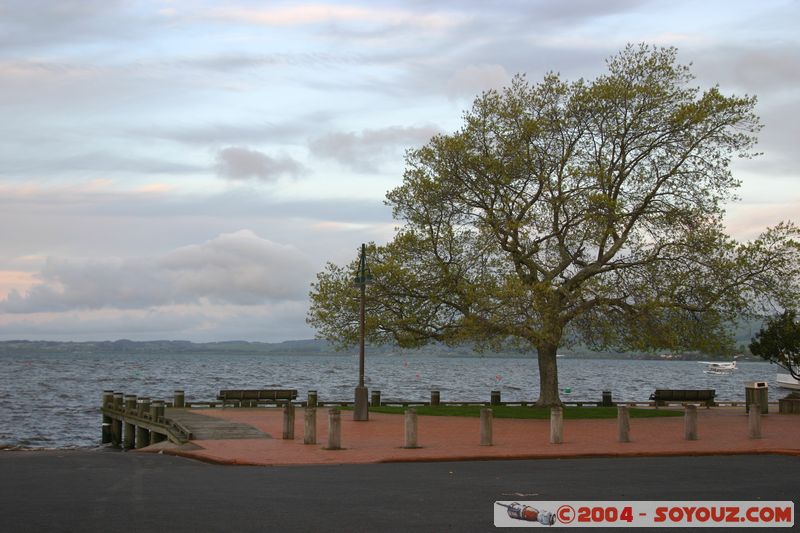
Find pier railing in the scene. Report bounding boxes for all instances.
[101,391,193,448]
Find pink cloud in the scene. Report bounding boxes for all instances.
[724,200,800,241]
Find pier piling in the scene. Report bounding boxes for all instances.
[684,404,698,440]
[480,407,492,446]
[149,401,166,445]
[101,391,114,444]
[173,390,185,408]
[550,406,563,444]
[123,395,137,449]
[135,397,151,448]
[307,390,317,408]
[111,393,123,446]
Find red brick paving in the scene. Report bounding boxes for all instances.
[141,407,800,466]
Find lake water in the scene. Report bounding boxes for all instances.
[0,353,781,449]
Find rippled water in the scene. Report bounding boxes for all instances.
[0,352,780,448]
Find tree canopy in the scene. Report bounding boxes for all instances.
[308,44,800,405]
[750,310,800,380]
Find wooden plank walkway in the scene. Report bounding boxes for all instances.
[166,409,269,440]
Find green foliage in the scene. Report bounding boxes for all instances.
[308,44,800,405]
[750,310,800,379]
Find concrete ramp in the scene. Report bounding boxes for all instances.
[166,410,270,440]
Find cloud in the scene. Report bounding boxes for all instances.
[0,0,146,52]
[0,301,314,342]
[215,146,307,181]
[309,125,439,173]
[138,112,333,145]
[446,64,511,100]
[0,230,315,313]
[692,44,800,95]
[161,230,313,303]
[182,53,362,72]
[1,150,204,177]
[202,4,461,31]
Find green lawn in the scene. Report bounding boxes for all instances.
[341,405,682,419]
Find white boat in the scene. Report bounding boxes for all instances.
[776,373,800,391]
[700,361,737,375]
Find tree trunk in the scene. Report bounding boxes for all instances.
[535,341,562,406]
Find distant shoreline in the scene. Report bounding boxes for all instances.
[0,338,762,361]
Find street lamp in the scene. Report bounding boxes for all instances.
[353,243,372,421]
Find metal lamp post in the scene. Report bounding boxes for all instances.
[353,243,372,421]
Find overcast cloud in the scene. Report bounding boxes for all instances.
[215,147,307,181]
[0,0,798,341]
[1,231,314,312]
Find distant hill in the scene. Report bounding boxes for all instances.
[0,333,765,361]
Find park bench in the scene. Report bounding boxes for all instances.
[650,389,715,408]
[217,389,298,407]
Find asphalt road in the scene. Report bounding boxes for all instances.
[0,451,796,532]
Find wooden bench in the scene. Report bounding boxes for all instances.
[217,389,298,406]
[650,389,715,408]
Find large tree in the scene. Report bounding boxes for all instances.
[308,44,800,405]
[750,310,800,380]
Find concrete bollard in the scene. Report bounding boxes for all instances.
[684,404,698,440]
[748,405,762,439]
[307,390,318,408]
[480,407,493,446]
[371,390,381,407]
[550,406,563,444]
[404,409,419,448]
[282,403,295,440]
[326,409,342,450]
[490,390,501,406]
[431,390,440,406]
[173,390,185,408]
[304,408,317,444]
[617,405,630,443]
[102,391,114,444]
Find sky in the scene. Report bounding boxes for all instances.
[0,0,798,342]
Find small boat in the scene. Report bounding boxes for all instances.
[776,373,800,391]
[700,361,737,375]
